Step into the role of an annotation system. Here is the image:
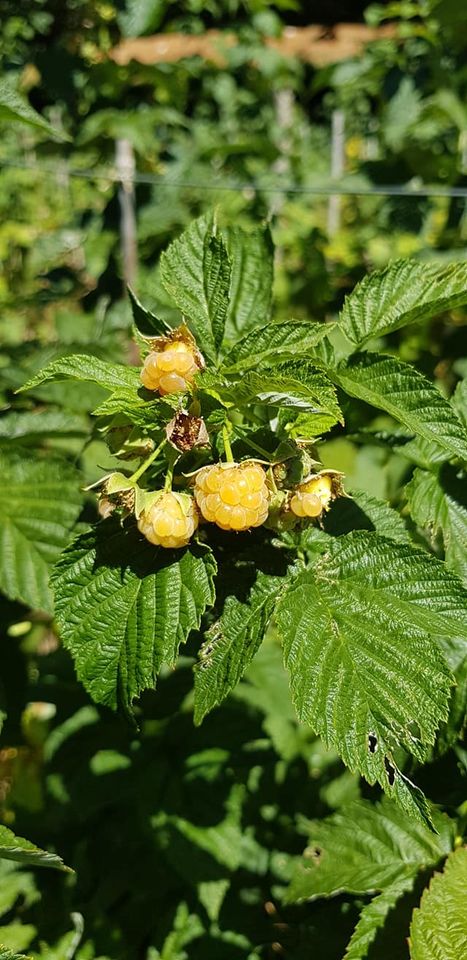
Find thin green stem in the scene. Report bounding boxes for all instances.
[164,445,180,491]
[129,438,167,484]
[231,425,272,462]
[164,459,175,492]
[222,423,234,463]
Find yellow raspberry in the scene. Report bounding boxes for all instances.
[194,462,269,532]
[140,340,201,396]
[290,473,334,519]
[137,491,198,548]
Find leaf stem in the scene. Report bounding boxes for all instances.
[129,438,167,483]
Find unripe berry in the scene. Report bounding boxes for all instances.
[194,462,269,532]
[137,491,198,548]
[290,472,337,519]
[141,340,201,396]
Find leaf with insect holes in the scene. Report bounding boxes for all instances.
[286,798,455,959]
[406,466,467,584]
[0,449,83,613]
[50,520,216,713]
[286,798,453,902]
[221,320,333,373]
[339,259,467,348]
[160,213,231,359]
[409,846,467,960]
[222,224,273,339]
[331,353,467,462]
[18,354,141,395]
[275,532,467,825]
[194,573,285,725]
[0,825,71,872]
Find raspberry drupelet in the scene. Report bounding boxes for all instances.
[290,473,333,518]
[140,341,201,396]
[137,492,198,548]
[194,462,269,531]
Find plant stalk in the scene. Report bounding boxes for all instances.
[129,438,167,483]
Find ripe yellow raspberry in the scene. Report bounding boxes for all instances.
[140,341,201,396]
[194,462,269,532]
[137,491,198,548]
[290,473,334,519]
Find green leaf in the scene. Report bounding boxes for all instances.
[323,489,411,544]
[118,0,167,37]
[159,784,267,878]
[0,946,31,960]
[409,846,467,960]
[152,902,204,960]
[127,287,170,337]
[0,862,38,920]
[406,466,467,584]
[344,875,416,960]
[275,532,466,823]
[331,353,467,462]
[160,213,231,359]
[223,224,273,339]
[339,259,467,348]
[207,364,342,433]
[384,77,421,151]
[234,370,339,414]
[193,573,285,725]
[0,410,88,441]
[204,232,231,352]
[221,320,332,373]
[0,78,69,141]
[18,355,140,395]
[286,798,452,903]
[0,825,70,872]
[92,389,174,429]
[0,449,83,613]
[50,520,217,712]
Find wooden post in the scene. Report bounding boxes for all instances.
[115,138,138,289]
[270,87,294,219]
[327,108,345,236]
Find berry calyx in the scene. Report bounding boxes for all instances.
[137,491,199,548]
[194,462,269,531]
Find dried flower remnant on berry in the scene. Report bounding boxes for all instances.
[137,491,199,548]
[166,410,210,452]
[195,462,269,531]
[95,472,136,517]
[140,325,204,396]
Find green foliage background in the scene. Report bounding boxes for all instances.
[0,2,466,958]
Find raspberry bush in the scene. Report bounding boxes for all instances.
[1,212,467,958]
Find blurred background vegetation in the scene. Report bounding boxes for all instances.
[0,2,466,958]
[1,0,466,341]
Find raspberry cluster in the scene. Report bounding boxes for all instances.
[140,341,201,396]
[290,473,334,519]
[137,492,198,548]
[195,462,269,531]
